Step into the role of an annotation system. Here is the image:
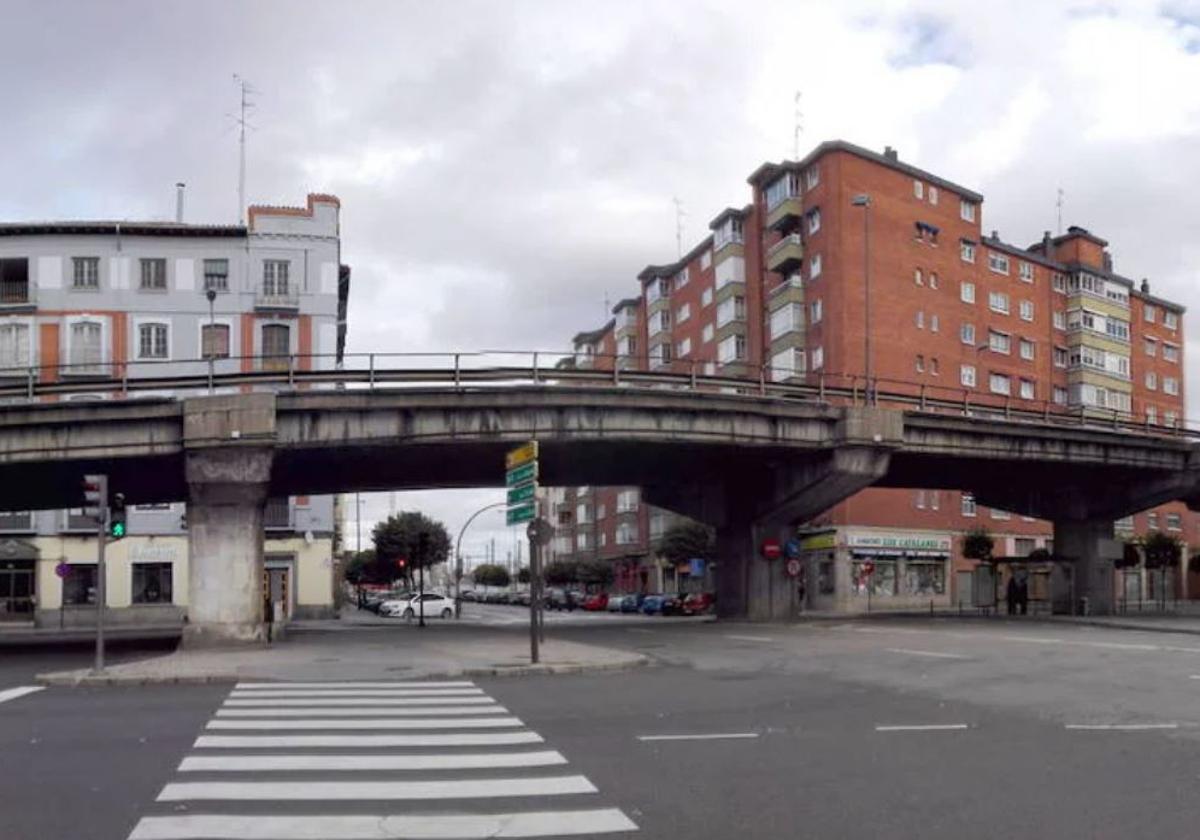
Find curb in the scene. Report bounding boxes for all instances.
[35,653,652,687]
[1040,617,1200,637]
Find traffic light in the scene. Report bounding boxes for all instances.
[396,558,407,571]
[82,474,107,523]
[109,492,127,540]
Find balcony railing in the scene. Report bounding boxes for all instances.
[0,280,35,309]
[263,498,292,530]
[255,285,300,310]
[0,511,33,532]
[766,234,804,274]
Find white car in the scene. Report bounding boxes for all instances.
[381,593,455,620]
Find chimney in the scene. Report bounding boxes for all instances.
[175,182,186,223]
[883,146,898,162]
[1103,251,1113,273]
[1141,277,1150,294]
[991,230,999,241]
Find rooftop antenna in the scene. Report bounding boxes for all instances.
[603,291,611,320]
[1056,187,1064,236]
[673,196,686,258]
[231,74,257,224]
[793,90,804,160]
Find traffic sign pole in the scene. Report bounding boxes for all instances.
[84,474,108,673]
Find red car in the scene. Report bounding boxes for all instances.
[582,592,609,611]
[682,592,715,615]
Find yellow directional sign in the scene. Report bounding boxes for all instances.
[505,441,538,471]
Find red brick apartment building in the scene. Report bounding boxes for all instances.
[557,140,1193,613]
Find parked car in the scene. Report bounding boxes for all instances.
[460,590,478,602]
[381,593,455,620]
[546,588,579,611]
[682,592,716,615]
[660,593,686,616]
[605,593,627,612]
[582,592,609,611]
[511,591,533,607]
[620,594,643,613]
[640,594,667,615]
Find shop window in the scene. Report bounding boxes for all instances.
[852,558,897,596]
[818,560,835,594]
[905,561,946,595]
[132,563,174,604]
[63,564,98,605]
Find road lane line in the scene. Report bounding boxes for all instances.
[637,732,759,742]
[215,706,509,718]
[1064,723,1180,731]
[874,724,970,732]
[228,689,485,698]
[723,634,774,643]
[194,732,544,748]
[128,808,638,839]
[178,750,569,772]
[234,681,475,689]
[157,775,598,801]
[224,696,499,707]
[0,686,43,705]
[885,648,971,660]
[206,716,524,730]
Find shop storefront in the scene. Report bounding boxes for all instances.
[800,528,953,613]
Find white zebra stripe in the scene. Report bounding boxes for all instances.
[177,750,569,772]
[157,775,597,801]
[205,717,523,731]
[194,732,544,748]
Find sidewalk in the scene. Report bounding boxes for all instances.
[0,623,181,647]
[36,616,648,686]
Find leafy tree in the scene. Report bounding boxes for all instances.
[576,558,614,587]
[517,565,531,585]
[343,549,377,583]
[372,512,451,581]
[1027,547,1052,563]
[658,521,715,565]
[961,527,994,562]
[1116,540,1142,569]
[472,563,511,588]
[1142,532,1183,569]
[544,560,579,586]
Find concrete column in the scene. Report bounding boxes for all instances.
[715,514,753,621]
[1052,518,1118,615]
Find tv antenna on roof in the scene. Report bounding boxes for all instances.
[231,74,257,225]
[673,196,686,258]
[1056,187,1064,236]
[793,90,804,160]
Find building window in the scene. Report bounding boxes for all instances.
[616,490,639,513]
[1146,406,1158,425]
[929,186,938,205]
[1163,343,1179,363]
[1019,261,1034,282]
[132,563,174,604]
[1147,513,1159,531]
[1019,338,1034,360]
[1144,304,1157,323]
[575,503,591,525]
[676,267,689,288]
[915,489,926,509]
[988,330,1010,354]
[139,258,167,290]
[1167,513,1183,531]
[915,354,925,373]
[929,272,939,289]
[811,346,824,370]
[960,364,976,387]
[69,321,103,371]
[960,323,975,345]
[1054,346,1068,368]
[263,260,290,295]
[960,200,976,222]
[810,298,823,324]
[810,253,822,279]
[1019,300,1034,321]
[961,281,975,303]
[906,560,945,595]
[1164,376,1179,396]
[988,252,1010,275]
[700,250,712,271]
[676,303,690,324]
[203,259,229,292]
[576,532,591,550]
[616,522,638,545]
[915,310,925,330]
[914,268,923,287]
[930,314,939,333]
[63,564,98,605]
[1053,310,1065,330]
[716,297,745,327]
[72,257,100,289]
[960,241,976,263]
[652,309,671,335]
[701,286,713,307]
[676,337,691,357]
[913,180,924,199]
[1146,372,1157,390]
[770,347,805,381]
[261,323,290,369]
[0,322,30,368]
[1164,311,1179,330]
[137,322,169,360]
[770,303,803,339]
[990,508,1011,520]
[988,291,1010,314]
[1053,386,1068,405]
[805,166,820,190]
[989,373,1010,395]
[1144,338,1157,357]
[807,208,821,234]
[1019,379,1035,400]
[717,334,746,364]
[701,323,714,343]
[1165,410,1179,427]
[961,492,976,516]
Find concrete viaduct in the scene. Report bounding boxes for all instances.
[1,387,1198,643]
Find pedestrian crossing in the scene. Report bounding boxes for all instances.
[127,679,638,839]
[0,685,43,705]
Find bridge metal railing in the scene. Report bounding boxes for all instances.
[0,348,1192,441]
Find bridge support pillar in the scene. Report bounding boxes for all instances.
[1052,518,1118,616]
[181,393,277,647]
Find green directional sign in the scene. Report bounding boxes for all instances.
[507,483,535,506]
[506,462,537,487]
[506,502,536,526]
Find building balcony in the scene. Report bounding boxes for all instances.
[766,196,804,233]
[766,234,804,274]
[254,286,300,311]
[264,498,293,531]
[0,280,35,311]
[0,511,34,532]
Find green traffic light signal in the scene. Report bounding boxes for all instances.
[109,492,127,540]
[110,521,126,538]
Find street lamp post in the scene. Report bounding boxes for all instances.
[851,194,872,402]
[454,501,507,618]
[205,288,217,394]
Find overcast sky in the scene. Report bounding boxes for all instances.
[5,0,1200,563]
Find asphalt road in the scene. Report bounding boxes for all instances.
[5,618,1200,839]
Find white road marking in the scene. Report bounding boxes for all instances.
[723,634,774,643]
[194,732,544,748]
[234,681,475,689]
[636,732,759,742]
[206,717,524,731]
[224,696,498,707]
[128,808,638,839]
[874,724,970,732]
[885,648,972,660]
[178,750,569,772]
[215,706,509,718]
[1064,723,1180,731]
[0,686,44,705]
[228,689,485,699]
[157,775,598,801]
